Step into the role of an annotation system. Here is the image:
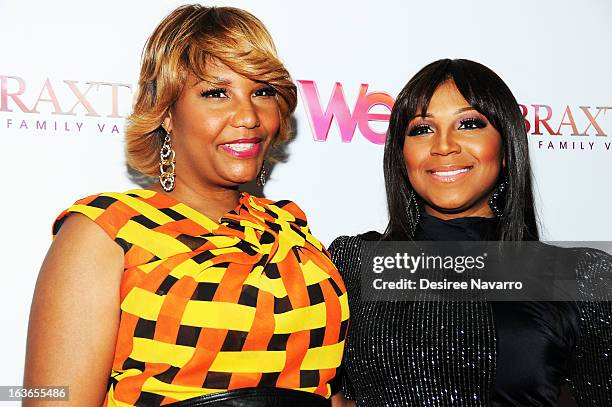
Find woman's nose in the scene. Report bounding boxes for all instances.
[430,130,461,156]
[230,98,260,129]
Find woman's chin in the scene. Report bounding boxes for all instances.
[212,163,260,186]
[424,198,494,219]
[426,201,473,216]
[219,172,259,186]
[427,197,466,211]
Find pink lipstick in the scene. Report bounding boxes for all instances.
[219,137,262,158]
[427,165,473,183]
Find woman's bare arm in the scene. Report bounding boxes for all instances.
[24,214,124,406]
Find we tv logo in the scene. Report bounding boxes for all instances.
[297,80,393,145]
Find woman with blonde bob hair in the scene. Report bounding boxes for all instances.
[24,5,348,407]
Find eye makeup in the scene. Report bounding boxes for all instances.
[407,123,434,137]
[199,86,277,99]
[458,117,487,130]
[200,87,227,98]
[254,86,277,97]
[406,112,489,137]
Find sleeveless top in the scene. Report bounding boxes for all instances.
[53,189,349,406]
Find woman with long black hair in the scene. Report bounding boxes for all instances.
[330,59,612,406]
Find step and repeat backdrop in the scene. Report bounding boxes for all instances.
[1,0,611,390]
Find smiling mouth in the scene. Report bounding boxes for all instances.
[427,166,473,182]
[219,138,262,158]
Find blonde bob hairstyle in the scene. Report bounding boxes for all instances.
[126,4,297,177]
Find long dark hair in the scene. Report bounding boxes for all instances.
[383,59,539,241]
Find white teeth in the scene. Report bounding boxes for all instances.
[432,168,471,177]
[225,143,255,152]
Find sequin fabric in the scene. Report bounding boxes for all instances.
[330,236,612,407]
[566,248,612,405]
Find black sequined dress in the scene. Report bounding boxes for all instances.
[329,215,612,406]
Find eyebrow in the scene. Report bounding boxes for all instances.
[197,77,232,87]
[211,77,232,86]
[454,106,476,114]
[409,106,476,120]
[198,77,271,88]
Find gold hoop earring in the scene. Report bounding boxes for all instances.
[159,132,176,192]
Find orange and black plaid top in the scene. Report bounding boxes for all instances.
[53,189,349,406]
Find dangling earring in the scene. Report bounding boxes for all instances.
[256,160,267,187]
[488,180,507,218]
[159,131,176,192]
[405,188,421,237]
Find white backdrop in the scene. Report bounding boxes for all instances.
[1,0,611,394]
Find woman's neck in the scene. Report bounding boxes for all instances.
[148,181,241,221]
[424,200,495,220]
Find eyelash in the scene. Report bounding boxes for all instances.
[254,86,277,97]
[407,124,432,137]
[199,86,277,98]
[406,117,487,137]
[200,88,227,98]
[459,117,487,130]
